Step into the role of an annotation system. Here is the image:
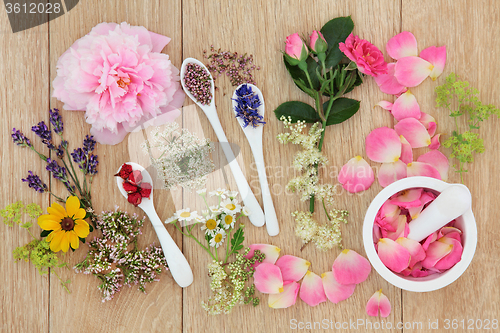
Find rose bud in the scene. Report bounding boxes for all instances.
[127,192,142,206]
[128,170,143,185]
[122,181,139,194]
[140,182,152,199]
[114,163,133,179]
[284,33,309,66]
[309,30,328,54]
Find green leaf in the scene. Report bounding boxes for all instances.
[324,98,361,126]
[40,230,51,238]
[89,224,94,233]
[320,16,354,68]
[21,222,32,229]
[283,55,320,93]
[79,237,86,244]
[230,227,245,254]
[274,101,320,123]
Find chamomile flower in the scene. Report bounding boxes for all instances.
[221,198,241,215]
[196,188,207,196]
[194,215,205,224]
[227,191,239,200]
[241,206,251,216]
[209,205,222,215]
[209,229,226,248]
[174,208,199,222]
[221,213,235,229]
[201,215,218,235]
[164,215,177,224]
[209,188,228,199]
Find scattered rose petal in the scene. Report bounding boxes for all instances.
[417,150,449,181]
[377,201,401,227]
[268,281,300,309]
[394,118,431,148]
[275,255,311,282]
[419,112,437,136]
[396,237,426,267]
[386,31,418,60]
[419,46,446,81]
[407,162,441,180]
[253,263,284,294]
[378,160,407,187]
[338,156,375,193]
[400,135,413,164]
[376,101,393,111]
[321,271,356,304]
[122,181,138,193]
[394,56,433,87]
[391,90,421,121]
[374,63,407,95]
[377,238,411,272]
[128,170,143,185]
[422,231,438,251]
[429,133,441,150]
[409,262,430,277]
[245,244,281,267]
[421,240,453,269]
[299,271,327,306]
[139,182,152,198]
[366,127,402,163]
[366,289,391,317]
[332,249,371,285]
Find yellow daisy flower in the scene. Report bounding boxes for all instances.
[37,196,90,253]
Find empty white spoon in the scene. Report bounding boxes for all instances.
[180,57,265,228]
[115,162,193,288]
[232,84,279,236]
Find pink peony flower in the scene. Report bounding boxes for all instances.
[52,22,185,145]
[339,34,388,77]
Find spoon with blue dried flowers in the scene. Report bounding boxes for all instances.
[232,84,279,236]
[180,57,265,228]
[115,162,193,288]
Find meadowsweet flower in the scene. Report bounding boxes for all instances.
[221,198,241,215]
[233,84,265,128]
[221,213,235,230]
[22,171,48,193]
[293,211,318,244]
[210,229,226,248]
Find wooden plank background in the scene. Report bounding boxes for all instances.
[1,0,499,332]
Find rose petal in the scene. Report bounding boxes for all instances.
[366,289,391,317]
[127,192,142,206]
[253,263,284,294]
[383,215,408,241]
[407,162,441,180]
[396,237,426,267]
[140,182,152,198]
[394,56,433,87]
[386,31,418,60]
[377,238,411,273]
[377,201,401,226]
[366,127,402,163]
[417,150,449,181]
[245,244,281,267]
[332,249,371,285]
[391,90,421,121]
[421,240,453,269]
[422,231,438,251]
[375,101,393,111]
[400,135,413,164]
[321,271,356,304]
[419,46,446,81]
[394,118,431,148]
[275,255,311,282]
[406,262,430,278]
[390,188,423,207]
[433,237,463,270]
[338,156,375,193]
[419,112,437,136]
[374,63,407,95]
[268,281,300,309]
[378,160,407,187]
[299,271,327,306]
[429,134,441,150]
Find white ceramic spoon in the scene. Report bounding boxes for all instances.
[232,84,279,236]
[180,57,265,228]
[116,162,193,288]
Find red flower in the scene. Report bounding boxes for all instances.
[122,181,139,193]
[114,163,133,179]
[140,182,152,199]
[128,170,143,185]
[127,192,142,206]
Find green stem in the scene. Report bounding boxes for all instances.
[52,269,70,294]
[48,191,65,202]
[215,246,219,262]
[224,227,233,263]
[175,222,216,260]
[322,198,331,221]
[29,146,48,162]
[64,148,83,194]
[60,156,81,197]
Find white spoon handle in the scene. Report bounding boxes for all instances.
[204,107,265,227]
[145,207,193,288]
[250,139,279,236]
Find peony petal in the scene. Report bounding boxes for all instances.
[90,124,129,146]
[332,249,371,285]
[374,63,407,95]
[366,289,391,317]
[253,263,284,294]
[378,160,407,188]
[400,135,413,164]
[407,162,441,180]
[299,271,327,306]
[321,271,356,304]
[148,32,171,53]
[275,255,311,282]
[377,238,411,272]
[245,244,281,267]
[417,150,449,181]
[366,127,402,163]
[421,240,453,269]
[386,31,418,60]
[419,46,446,81]
[394,56,433,87]
[268,281,300,309]
[394,118,431,148]
[338,156,375,193]
[429,133,441,150]
[375,101,393,111]
[391,90,421,121]
[396,237,426,267]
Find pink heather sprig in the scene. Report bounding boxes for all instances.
[184,63,213,105]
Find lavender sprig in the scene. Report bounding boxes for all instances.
[46,158,75,194]
[233,84,265,128]
[11,128,32,147]
[83,135,96,154]
[49,108,64,135]
[22,171,48,193]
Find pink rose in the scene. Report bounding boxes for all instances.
[309,30,327,54]
[284,33,308,65]
[339,33,388,77]
[52,22,185,145]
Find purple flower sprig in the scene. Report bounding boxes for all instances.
[46,158,76,195]
[233,84,266,128]
[49,108,64,135]
[184,62,213,105]
[22,171,48,193]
